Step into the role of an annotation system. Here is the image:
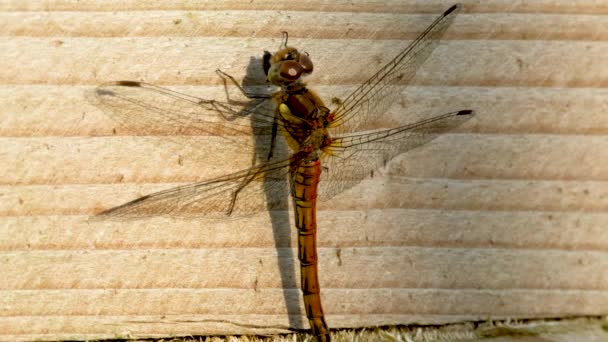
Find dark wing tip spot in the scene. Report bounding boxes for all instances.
[457,109,474,116]
[96,194,151,217]
[444,4,461,16]
[116,80,142,87]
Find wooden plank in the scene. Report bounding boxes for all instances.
[2,11,608,41]
[2,287,607,321]
[3,178,608,216]
[3,134,608,185]
[2,86,607,136]
[2,247,607,290]
[2,38,608,86]
[1,211,607,251]
[1,0,607,340]
[1,0,608,15]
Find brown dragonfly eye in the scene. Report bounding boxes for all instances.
[279,60,304,81]
[299,53,313,73]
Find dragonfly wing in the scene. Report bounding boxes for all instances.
[96,158,292,219]
[90,81,280,157]
[329,4,462,135]
[319,110,473,201]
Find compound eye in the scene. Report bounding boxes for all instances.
[279,60,304,81]
[299,53,313,73]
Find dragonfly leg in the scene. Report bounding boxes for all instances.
[263,51,272,76]
[267,112,279,160]
[216,69,271,99]
[227,167,261,215]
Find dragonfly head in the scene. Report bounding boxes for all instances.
[266,46,314,87]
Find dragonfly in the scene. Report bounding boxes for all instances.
[92,4,471,341]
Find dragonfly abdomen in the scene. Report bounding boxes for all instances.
[290,159,330,341]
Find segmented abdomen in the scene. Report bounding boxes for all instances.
[290,159,330,341]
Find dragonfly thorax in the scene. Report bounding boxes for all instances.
[289,128,331,165]
[275,79,333,156]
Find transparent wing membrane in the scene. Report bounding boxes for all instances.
[97,158,292,219]
[319,110,472,201]
[91,81,279,154]
[329,4,461,135]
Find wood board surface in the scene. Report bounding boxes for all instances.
[1,0,607,340]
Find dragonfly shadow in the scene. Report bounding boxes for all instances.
[236,56,304,330]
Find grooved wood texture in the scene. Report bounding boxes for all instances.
[1,0,607,341]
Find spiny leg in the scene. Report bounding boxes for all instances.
[227,167,263,215]
[215,68,279,161]
[216,69,272,99]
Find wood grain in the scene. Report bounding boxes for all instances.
[1,0,607,340]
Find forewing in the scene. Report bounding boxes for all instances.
[96,158,292,219]
[90,81,280,157]
[319,110,473,201]
[329,4,462,135]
